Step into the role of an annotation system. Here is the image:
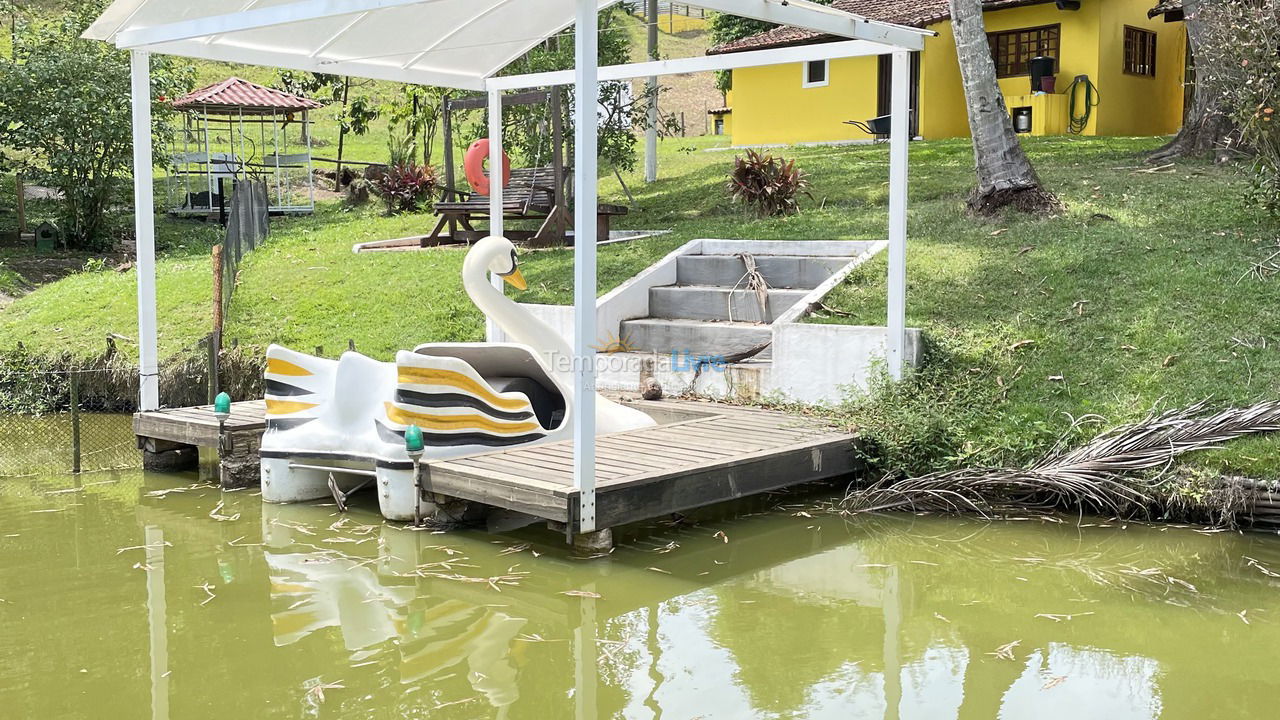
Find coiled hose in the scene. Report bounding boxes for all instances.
[1067,75,1099,135]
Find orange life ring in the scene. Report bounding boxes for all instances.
[463,139,512,196]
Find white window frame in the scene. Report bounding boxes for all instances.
[802,59,830,88]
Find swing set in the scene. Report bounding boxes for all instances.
[427,89,626,246]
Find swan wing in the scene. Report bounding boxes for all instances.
[376,351,548,449]
[264,345,338,432]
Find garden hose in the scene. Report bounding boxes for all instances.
[1067,75,1099,135]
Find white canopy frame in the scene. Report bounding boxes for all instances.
[105,0,927,536]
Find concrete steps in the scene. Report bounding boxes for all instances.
[675,254,854,289]
[648,285,810,323]
[621,317,774,359]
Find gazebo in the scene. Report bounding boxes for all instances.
[84,0,929,536]
[168,76,322,217]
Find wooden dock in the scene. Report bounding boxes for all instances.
[134,398,860,535]
[134,399,265,487]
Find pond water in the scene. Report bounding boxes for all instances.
[2,468,1279,719]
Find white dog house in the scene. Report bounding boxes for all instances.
[85,0,927,534]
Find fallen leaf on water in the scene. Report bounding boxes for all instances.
[1245,556,1280,578]
[859,563,891,568]
[713,531,729,543]
[195,583,217,606]
[1041,675,1068,691]
[560,590,603,599]
[499,543,530,556]
[116,541,172,555]
[1167,576,1198,593]
[1238,610,1250,625]
[934,613,950,623]
[307,680,345,704]
[1036,612,1095,622]
[647,567,671,575]
[989,640,1021,661]
[910,560,938,566]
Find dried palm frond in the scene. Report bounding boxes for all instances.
[842,401,1280,517]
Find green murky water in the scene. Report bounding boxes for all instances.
[2,467,1279,719]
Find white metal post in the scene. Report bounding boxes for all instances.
[573,0,599,534]
[644,0,658,183]
[886,50,910,380]
[131,51,161,411]
[486,88,505,342]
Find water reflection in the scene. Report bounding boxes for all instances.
[2,470,1279,719]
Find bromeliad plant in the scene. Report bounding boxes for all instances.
[376,164,437,214]
[727,149,811,217]
[375,132,437,214]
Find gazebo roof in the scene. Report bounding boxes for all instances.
[172,77,323,115]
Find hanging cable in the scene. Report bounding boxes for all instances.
[1066,74,1099,135]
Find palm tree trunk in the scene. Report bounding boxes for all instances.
[949,0,1062,215]
[1147,0,1235,163]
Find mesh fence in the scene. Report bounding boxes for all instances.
[0,332,272,478]
[0,367,146,478]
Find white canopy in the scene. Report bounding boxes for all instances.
[85,0,925,90]
[99,0,923,536]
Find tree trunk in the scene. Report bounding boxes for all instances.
[334,76,350,191]
[949,0,1062,215]
[1147,0,1235,163]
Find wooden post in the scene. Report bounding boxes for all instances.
[15,173,26,236]
[211,245,223,403]
[70,371,81,474]
[550,90,566,243]
[441,95,458,244]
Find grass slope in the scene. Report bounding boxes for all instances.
[3,134,1279,478]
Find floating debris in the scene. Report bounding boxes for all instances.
[195,583,217,606]
[560,590,603,599]
[116,541,172,555]
[1041,675,1068,691]
[1035,612,1095,622]
[988,640,1021,661]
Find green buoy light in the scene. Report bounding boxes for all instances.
[405,424,425,456]
[213,392,232,423]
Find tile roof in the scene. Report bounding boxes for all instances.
[172,77,324,114]
[709,0,1047,55]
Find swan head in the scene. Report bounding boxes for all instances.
[471,236,526,291]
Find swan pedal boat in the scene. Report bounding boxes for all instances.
[259,236,655,522]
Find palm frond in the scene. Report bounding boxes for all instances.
[841,401,1280,517]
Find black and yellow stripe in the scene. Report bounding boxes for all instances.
[396,366,530,411]
[394,389,534,422]
[375,421,545,448]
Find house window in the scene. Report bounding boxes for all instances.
[803,60,829,88]
[987,24,1060,78]
[1124,26,1157,76]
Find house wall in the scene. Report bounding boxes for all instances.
[1095,0,1186,136]
[727,0,1185,145]
[730,55,881,145]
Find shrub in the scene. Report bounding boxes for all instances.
[1195,2,1280,213]
[727,150,811,217]
[375,163,437,215]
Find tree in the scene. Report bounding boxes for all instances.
[1146,0,1235,164]
[490,7,676,174]
[279,71,379,189]
[948,0,1062,215]
[0,0,194,249]
[1182,0,1280,213]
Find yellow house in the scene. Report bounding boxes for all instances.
[709,0,1187,145]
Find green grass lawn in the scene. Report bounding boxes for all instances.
[3,133,1279,480]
